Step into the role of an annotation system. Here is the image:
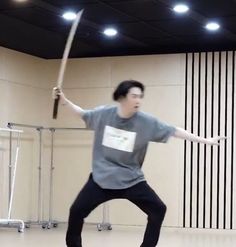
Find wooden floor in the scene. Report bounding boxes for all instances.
[0,223,236,247]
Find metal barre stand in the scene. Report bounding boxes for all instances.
[0,127,25,232]
[41,127,58,229]
[97,202,112,231]
[7,123,112,231]
[7,123,44,229]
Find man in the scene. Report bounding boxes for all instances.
[53,80,225,247]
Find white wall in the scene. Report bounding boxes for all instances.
[0,47,50,220]
[0,47,186,227]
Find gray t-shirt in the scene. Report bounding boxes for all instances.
[82,105,176,189]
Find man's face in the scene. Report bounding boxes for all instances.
[120,87,144,113]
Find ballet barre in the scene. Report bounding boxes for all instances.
[0,127,25,232]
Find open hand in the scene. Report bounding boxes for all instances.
[207,136,227,145]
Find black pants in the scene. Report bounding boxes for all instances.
[66,174,167,247]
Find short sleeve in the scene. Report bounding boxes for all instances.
[82,106,105,130]
[151,118,176,143]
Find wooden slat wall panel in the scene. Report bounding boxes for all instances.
[183,51,235,229]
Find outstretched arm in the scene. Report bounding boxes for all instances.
[52,87,85,117]
[173,127,226,145]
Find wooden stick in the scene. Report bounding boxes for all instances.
[53,10,84,119]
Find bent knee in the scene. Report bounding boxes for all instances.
[161,203,167,215]
[157,202,167,218]
[150,202,167,221]
[69,203,90,219]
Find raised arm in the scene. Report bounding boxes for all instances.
[52,87,85,117]
[173,127,226,145]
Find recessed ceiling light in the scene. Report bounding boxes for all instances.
[62,11,77,21]
[205,22,220,31]
[103,28,118,37]
[173,4,189,13]
[14,0,28,2]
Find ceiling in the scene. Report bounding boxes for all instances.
[0,0,236,59]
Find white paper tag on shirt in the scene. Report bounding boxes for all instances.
[102,126,136,152]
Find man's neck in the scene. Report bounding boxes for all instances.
[117,105,134,118]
